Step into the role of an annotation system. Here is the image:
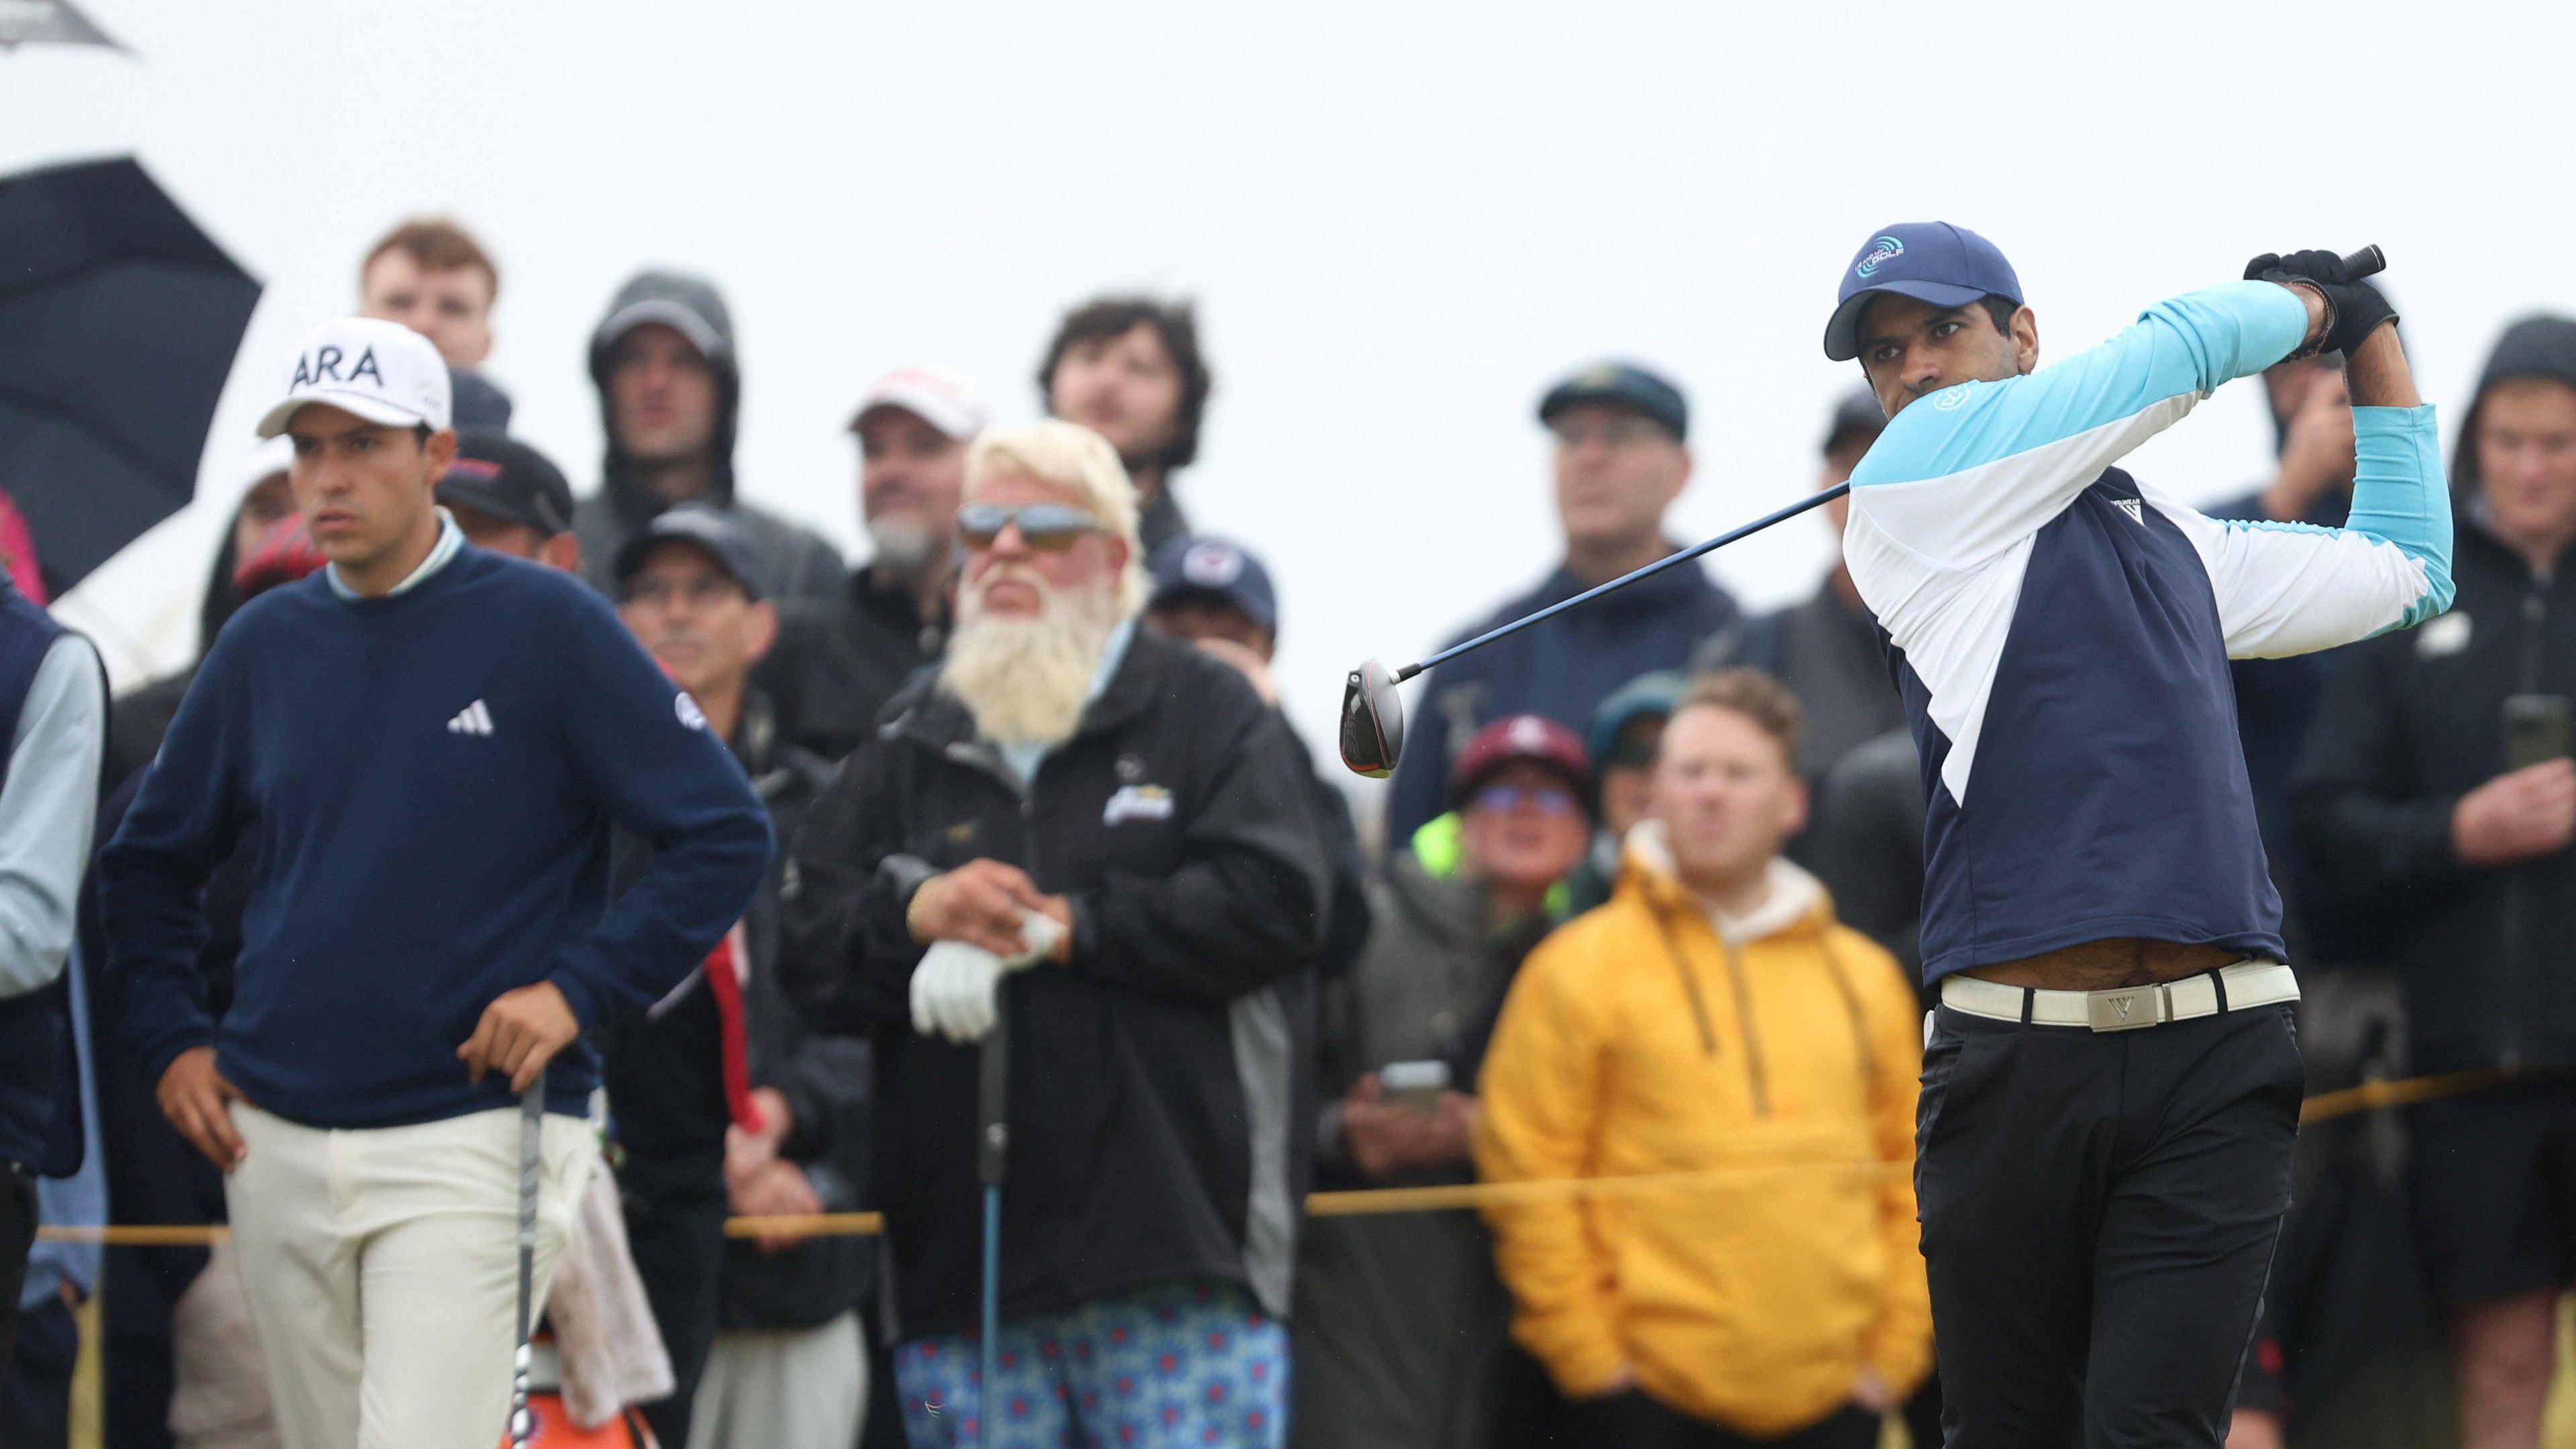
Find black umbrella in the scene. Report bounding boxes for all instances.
[0,1,125,52]
[0,156,260,594]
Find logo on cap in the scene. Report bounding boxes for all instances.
[290,345,384,390]
[1181,542,1244,588]
[1507,716,1551,752]
[1855,235,1905,280]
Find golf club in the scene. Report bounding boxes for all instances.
[1339,244,2387,779]
[506,1073,544,1448]
[977,1000,1010,1449]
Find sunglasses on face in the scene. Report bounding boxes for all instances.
[1472,784,1580,818]
[957,502,1104,552]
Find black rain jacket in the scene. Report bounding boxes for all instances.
[2288,519,2576,1073]
[780,629,1332,1338]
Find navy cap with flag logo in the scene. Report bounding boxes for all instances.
[1822,222,2024,362]
[1147,535,1277,634]
[1537,362,1688,442]
[613,502,765,602]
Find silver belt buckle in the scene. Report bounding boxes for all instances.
[2087,984,2164,1032]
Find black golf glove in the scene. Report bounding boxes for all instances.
[2244,250,2398,357]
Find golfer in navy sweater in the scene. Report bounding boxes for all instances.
[101,317,773,1449]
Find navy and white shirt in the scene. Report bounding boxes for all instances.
[1844,282,2453,982]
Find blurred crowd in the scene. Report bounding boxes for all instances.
[0,213,2571,1449]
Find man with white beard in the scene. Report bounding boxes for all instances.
[755,366,987,760]
[780,419,1332,1449]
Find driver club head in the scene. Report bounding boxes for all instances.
[1339,659,1406,780]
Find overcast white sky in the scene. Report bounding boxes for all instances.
[9,1,2575,801]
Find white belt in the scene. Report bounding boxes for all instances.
[1941,960,2299,1032]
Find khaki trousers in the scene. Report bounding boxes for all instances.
[223,1101,593,1449]
[685,1309,867,1449]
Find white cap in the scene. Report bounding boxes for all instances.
[235,435,293,492]
[848,364,988,441]
[254,317,451,439]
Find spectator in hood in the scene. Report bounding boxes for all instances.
[1566,670,1684,914]
[780,420,1331,1449]
[1292,714,1593,1449]
[1040,296,1212,554]
[1384,362,1739,845]
[105,441,298,792]
[606,506,871,1449]
[2290,313,2576,1449]
[1697,387,1902,789]
[358,217,513,427]
[101,318,772,1449]
[757,365,984,761]
[573,270,845,604]
[1476,670,1929,1449]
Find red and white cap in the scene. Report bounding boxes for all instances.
[254,317,451,439]
[847,364,988,441]
[1449,713,1593,808]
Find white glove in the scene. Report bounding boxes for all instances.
[910,941,1005,1044]
[909,911,1067,1044]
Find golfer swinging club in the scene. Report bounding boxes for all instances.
[1820,225,2449,1448]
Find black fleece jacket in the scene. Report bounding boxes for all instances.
[780,629,1331,1337]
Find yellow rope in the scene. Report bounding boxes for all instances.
[36,1068,2556,1247]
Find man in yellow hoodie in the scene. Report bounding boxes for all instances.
[1475,669,1930,1448]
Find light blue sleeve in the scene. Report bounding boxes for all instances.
[1846,282,2310,571]
[2343,406,2455,629]
[2143,405,2453,659]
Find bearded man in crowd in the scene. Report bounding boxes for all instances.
[780,419,1332,1449]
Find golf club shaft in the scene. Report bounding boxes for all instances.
[978,1007,1010,1449]
[1397,484,1851,682]
[1393,244,2383,684]
[507,1074,543,1447]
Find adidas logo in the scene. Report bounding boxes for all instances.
[2113,498,2145,527]
[447,699,495,736]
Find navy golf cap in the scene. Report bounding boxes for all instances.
[439,428,574,537]
[1538,362,1688,442]
[1823,222,2023,362]
[1147,535,1278,635]
[614,502,765,601]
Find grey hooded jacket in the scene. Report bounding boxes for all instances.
[573,270,845,604]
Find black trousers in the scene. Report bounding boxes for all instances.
[0,1164,34,1373]
[622,1173,729,1448]
[1560,1391,1880,1449]
[1917,1000,2301,1449]
[1,1293,76,1449]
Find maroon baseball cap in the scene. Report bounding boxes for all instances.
[1450,714,1591,808]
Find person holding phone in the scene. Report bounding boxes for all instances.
[1291,715,1595,1449]
[2292,314,2576,1449]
